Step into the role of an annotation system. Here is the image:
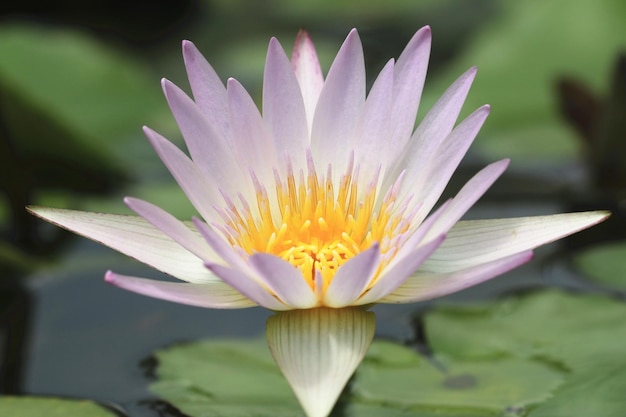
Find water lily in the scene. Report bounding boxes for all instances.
[30,27,607,417]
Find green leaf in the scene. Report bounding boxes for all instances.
[0,396,117,417]
[573,242,626,290]
[526,358,626,417]
[355,356,562,413]
[426,290,626,370]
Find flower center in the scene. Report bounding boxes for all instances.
[218,155,410,292]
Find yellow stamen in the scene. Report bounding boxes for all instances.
[222,160,410,297]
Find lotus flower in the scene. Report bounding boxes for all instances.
[30,27,608,417]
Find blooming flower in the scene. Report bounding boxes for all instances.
[30,27,607,417]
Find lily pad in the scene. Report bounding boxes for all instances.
[573,241,626,290]
[0,396,117,417]
[151,338,562,416]
[425,290,626,371]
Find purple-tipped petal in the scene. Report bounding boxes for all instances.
[390,26,432,152]
[182,40,231,142]
[227,78,276,182]
[161,79,246,195]
[264,37,309,172]
[192,218,252,273]
[356,234,445,305]
[249,253,317,309]
[125,197,213,261]
[422,211,610,274]
[424,159,510,241]
[105,271,255,308]
[382,251,533,304]
[386,67,477,198]
[28,207,214,284]
[311,29,365,175]
[207,263,290,311]
[324,244,381,308]
[291,29,324,131]
[412,105,491,223]
[143,127,221,222]
[354,60,394,180]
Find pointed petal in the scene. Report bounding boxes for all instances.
[125,197,213,261]
[249,253,317,309]
[291,29,324,132]
[105,271,256,308]
[311,29,365,174]
[206,263,290,311]
[192,218,252,273]
[161,79,245,193]
[264,37,309,171]
[356,234,445,305]
[228,77,276,181]
[422,211,610,273]
[412,105,491,223]
[354,59,394,180]
[381,251,533,303]
[266,308,375,417]
[182,40,231,142]
[325,244,381,308]
[28,207,215,283]
[390,26,432,152]
[424,159,510,241]
[143,127,220,221]
[386,67,477,197]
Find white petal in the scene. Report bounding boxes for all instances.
[105,271,255,308]
[263,37,309,172]
[249,253,318,309]
[206,263,290,311]
[291,30,324,133]
[422,211,610,273]
[324,244,381,308]
[28,207,215,284]
[381,251,533,303]
[125,197,213,261]
[311,29,365,175]
[266,308,375,417]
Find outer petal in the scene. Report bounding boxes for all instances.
[105,271,256,308]
[381,251,533,303]
[324,244,381,308]
[263,37,309,171]
[249,253,318,309]
[291,29,324,132]
[28,207,215,284]
[266,308,375,417]
[125,197,213,261]
[311,29,365,176]
[422,211,610,273]
[182,40,231,142]
[206,263,290,311]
